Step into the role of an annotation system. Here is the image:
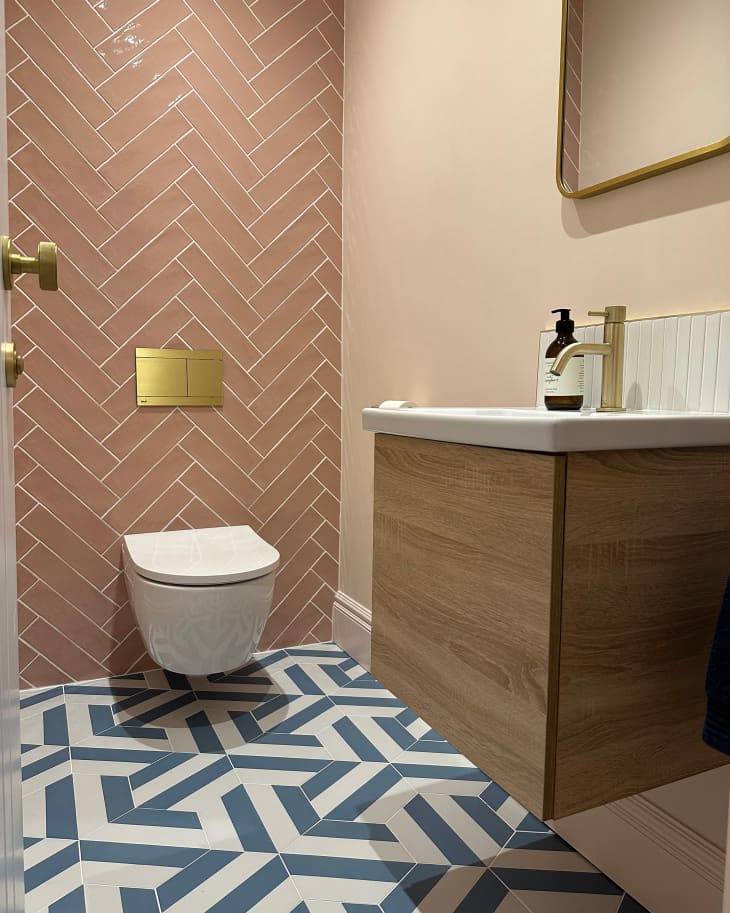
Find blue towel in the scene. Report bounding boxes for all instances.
[703,577,730,754]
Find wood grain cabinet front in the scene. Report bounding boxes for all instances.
[371,434,730,820]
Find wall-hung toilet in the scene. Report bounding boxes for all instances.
[122,525,280,675]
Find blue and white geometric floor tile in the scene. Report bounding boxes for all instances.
[20,642,648,913]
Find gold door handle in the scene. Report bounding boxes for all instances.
[1,235,58,291]
[2,342,24,387]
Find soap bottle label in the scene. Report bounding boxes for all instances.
[543,357,585,397]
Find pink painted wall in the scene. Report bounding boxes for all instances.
[6,0,343,687]
[341,0,730,612]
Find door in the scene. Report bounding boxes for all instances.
[0,0,23,907]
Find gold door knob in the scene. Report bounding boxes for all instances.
[1,235,58,291]
[2,342,24,387]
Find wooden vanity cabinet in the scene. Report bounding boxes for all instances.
[371,434,730,819]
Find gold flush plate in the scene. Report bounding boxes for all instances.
[135,348,223,407]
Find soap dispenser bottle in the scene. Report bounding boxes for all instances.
[544,308,584,411]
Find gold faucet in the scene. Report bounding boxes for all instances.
[550,305,627,412]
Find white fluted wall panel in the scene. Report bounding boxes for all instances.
[537,309,730,412]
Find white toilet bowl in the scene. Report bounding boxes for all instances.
[122,525,280,675]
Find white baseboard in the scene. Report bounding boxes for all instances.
[332,591,372,671]
[551,793,724,913]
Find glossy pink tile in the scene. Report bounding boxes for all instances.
[8,0,342,688]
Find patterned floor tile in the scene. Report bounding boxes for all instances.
[23,760,77,842]
[304,904,385,913]
[65,696,177,754]
[21,689,68,747]
[21,744,72,798]
[381,864,512,913]
[157,851,291,912]
[389,792,513,866]
[285,819,415,864]
[617,896,650,913]
[393,739,491,796]
[24,839,82,913]
[84,883,158,913]
[229,732,334,784]
[317,713,417,762]
[481,782,551,833]
[79,840,209,888]
[305,760,416,823]
[282,853,415,905]
[189,657,283,708]
[69,746,172,777]
[21,643,644,913]
[512,892,623,913]
[126,753,254,853]
[492,832,624,913]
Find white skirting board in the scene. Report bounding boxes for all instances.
[551,793,725,913]
[332,590,372,672]
[331,590,727,911]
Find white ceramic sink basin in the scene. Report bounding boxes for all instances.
[362,406,730,453]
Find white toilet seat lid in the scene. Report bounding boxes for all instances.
[123,525,280,586]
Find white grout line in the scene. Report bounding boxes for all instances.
[315,59,341,101]
[12,185,118,279]
[51,0,111,39]
[11,138,117,237]
[175,24,267,134]
[101,151,191,216]
[95,82,195,143]
[176,88,265,182]
[248,134,329,199]
[250,0,309,38]
[249,23,325,90]
[11,11,115,103]
[18,627,74,683]
[94,23,193,94]
[99,466,192,535]
[176,172,264,257]
[18,541,117,629]
[98,231,195,301]
[184,9,267,107]
[98,273,194,350]
[91,3,194,56]
[177,479,230,528]
[99,411,195,485]
[316,21,343,65]
[174,133,263,217]
[94,110,193,176]
[19,508,120,583]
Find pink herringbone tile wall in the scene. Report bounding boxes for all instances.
[5,0,343,688]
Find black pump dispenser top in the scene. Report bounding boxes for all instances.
[552,308,574,335]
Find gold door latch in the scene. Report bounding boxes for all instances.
[2,342,24,387]
[1,235,58,291]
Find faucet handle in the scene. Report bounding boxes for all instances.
[588,306,627,324]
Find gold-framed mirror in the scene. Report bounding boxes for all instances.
[557,0,730,199]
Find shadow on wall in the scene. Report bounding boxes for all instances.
[562,152,730,237]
